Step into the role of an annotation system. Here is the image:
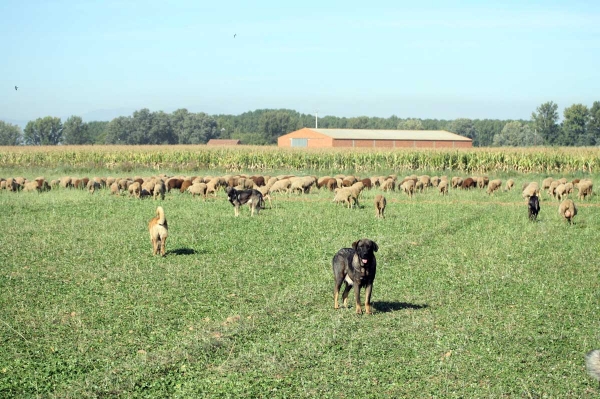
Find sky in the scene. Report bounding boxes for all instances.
[1,0,599,125]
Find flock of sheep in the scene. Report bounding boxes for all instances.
[0,172,594,222]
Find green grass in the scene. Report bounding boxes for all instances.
[1,173,599,398]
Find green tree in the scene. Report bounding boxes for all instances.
[586,101,600,145]
[397,119,424,130]
[0,120,22,145]
[448,118,478,146]
[492,121,538,146]
[62,116,90,144]
[23,116,62,145]
[87,121,109,144]
[104,116,133,144]
[178,112,218,144]
[531,101,560,145]
[259,110,296,143]
[560,104,590,146]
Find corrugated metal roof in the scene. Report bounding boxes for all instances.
[207,139,242,146]
[310,128,472,142]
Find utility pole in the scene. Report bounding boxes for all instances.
[315,111,318,129]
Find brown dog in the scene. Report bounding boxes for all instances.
[148,206,168,256]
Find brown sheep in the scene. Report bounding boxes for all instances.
[360,178,372,189]
[326,178,338,191]
[179,179,193,193]
[374,194,386,218]
[60,176,72,189]
[166,178,183,192]
[461,178,476,189]
[559,199,577,224]
[486,179,502,195]
[505,179,514,191]
[431,176,441,187]
[418,175,431,189]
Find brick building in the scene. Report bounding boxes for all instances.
[277,128,472,148]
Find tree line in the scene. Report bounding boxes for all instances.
[1,101,599,147]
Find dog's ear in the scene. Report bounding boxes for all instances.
[372,241,378,252]
[352,240,359,250]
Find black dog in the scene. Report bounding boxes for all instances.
[332,239,378,314]
[528,195,540,221]
[226,187,263,216]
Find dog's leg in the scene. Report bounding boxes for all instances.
[364,284,373,314]
[161,236,167,256]
[354,287,362,314]
[235,205,240,217]
[152,238,158,256]
[334,284,340,309]
[341,284,352,308]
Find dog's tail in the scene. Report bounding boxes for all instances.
[156,206,166,225]
[586,349,600,382]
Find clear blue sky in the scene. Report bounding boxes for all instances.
[1,0,599,124]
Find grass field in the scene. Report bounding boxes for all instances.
[1,170,599,398]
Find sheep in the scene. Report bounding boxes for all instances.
[400,179,415,198]
[548,180,560,198]
[541,177,554,191]
[554,183,567,201]
[166,178,183,192]
[110,182,120,195]
[381,179,395,192]
[60,176,72,189]
[179,179,193,193]
[438,180,448,195]
[332,188,358,209]
[577,180,593,200]
[431,176,441,187]
[374,194,386,218]
[317,176,331,189]
[268,178,292,195]
[559,199,577,224]
[461,177,476,189]
[522,182,540,199]
[23,180,40,192]
[128,181,141,198]
[486,179,502,195]
[187,182,207,198]
[290,176,316,194]
[87,180,101,194]
[418,175,431,189]
[415,180,424,193]
[153,180,166,200]
[360,178,372,190]
[451,176,463,189]
[504,179,514,191]
[326,178,338,191]
[349,182,365,200]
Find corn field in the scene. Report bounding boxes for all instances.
[0,145,599,174]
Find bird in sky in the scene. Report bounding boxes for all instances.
[15,85,18,91]
[234,34,236,38]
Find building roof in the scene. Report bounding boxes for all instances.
[308,128,472,142]
[207,139,241,146]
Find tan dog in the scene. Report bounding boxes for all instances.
[148,206,168,256]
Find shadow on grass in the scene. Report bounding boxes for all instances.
[373,301,428,313]
[166,248,201,256]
